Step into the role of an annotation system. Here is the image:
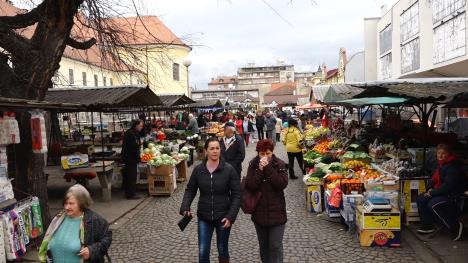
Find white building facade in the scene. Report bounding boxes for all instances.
[365,0,468,80]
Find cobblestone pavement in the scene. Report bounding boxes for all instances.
[109,142,424,263]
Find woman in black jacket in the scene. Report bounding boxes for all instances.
[417,144,467,241]
[180,137,241,263]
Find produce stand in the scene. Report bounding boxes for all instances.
[302,78,468,247]
[301,117,432,247]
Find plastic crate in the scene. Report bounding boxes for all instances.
[341,182,365,195]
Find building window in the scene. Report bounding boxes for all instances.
[432,0,466,24]
[380,53,392,79]
[401,38,420,73]
[103,76,107,86]
[172,63,180,81]
[82,72,87,86]
[94,74,98,86]
[433,12,466,63]
[400,2,420,43]
[68,69,74,85]
[110,78,113,86]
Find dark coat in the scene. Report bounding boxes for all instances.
[245,155,288,226]
[255,116,265,128]
[180,159,241,223]
[83,209,112,263]
[121,128,141,164]
[430,160,467,197]
[220,134,245,176]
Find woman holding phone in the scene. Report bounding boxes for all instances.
[244,139,288,263]
[180,137,241,263]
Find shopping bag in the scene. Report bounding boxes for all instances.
[328,187,342,208]
[240,177,262,214]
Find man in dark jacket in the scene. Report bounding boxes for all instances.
[220,122,245,177]
[265,112,277,144]
[255,112,266,140]
[121,119,143,199]
[416,144,467,241]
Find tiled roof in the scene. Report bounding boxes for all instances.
[266,82,297,96]
[0,2,187,72]
[326,68,338,79]
[106,16,187,47]
[264,94,307,105]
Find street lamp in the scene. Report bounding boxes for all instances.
[183,58,192,98]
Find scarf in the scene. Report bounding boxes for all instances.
[431,155,456,190]
[38,210,85,263]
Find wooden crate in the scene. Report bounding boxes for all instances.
[147,174,174,196]
[176,160,188,182]
[404,212,420,225]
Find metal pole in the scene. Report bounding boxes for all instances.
[91,112,94,146]
[100,112,105,175]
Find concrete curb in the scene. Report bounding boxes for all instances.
[403,226,444,263]
[109,196,153,230]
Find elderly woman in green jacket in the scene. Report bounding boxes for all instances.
[39,184,112,263]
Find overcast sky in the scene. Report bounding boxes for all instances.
[130,0,398,90]
[15,0,397,89]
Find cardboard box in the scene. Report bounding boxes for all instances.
[148,164,173,176]
[148,174,174,196]
[306,184,322,213]
[365,182,400,192]
[403,180,426,213]
[357,229,401,247]
[340,207,356,224]
[342,194,364,207]
[176,160,188,182]
[356,205,401,230]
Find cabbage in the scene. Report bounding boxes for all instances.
[148,143,155,148]
[150,148,159,155]
[143,148,150,154]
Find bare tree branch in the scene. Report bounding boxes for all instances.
[66,36,96,49]
[0,1,45,29]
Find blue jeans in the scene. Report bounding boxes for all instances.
[198,219,231,263]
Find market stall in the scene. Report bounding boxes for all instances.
[45,87,206,198]
[0,97,84,261]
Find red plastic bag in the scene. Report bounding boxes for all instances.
[328,187,342,208]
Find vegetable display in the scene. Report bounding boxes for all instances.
[304,127,330,140]
[313,141,330,154]
[142,142,189,167]
[304,150,322,164]
[343,160,369,171]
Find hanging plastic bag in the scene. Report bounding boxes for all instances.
[30,197,43,238]
[30,111,47,154]
[328,187,343,208]
[0,112,20,145]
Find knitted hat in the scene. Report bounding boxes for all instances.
[224,122,235,128]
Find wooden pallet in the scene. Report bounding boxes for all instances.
[404,212,420,225]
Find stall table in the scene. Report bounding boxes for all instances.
[45,161,115,202]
